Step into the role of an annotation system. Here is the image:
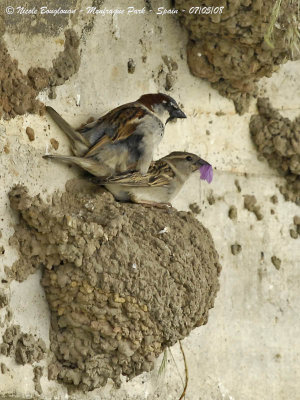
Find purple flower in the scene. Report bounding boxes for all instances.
[199,163,213,183]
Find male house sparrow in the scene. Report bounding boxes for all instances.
[92,151,213,207]
[43,93,186,176]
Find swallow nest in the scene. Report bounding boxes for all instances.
[9,180,221,392]
[177,0,299,114]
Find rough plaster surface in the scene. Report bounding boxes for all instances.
[8,182,220,392]
[0,0,300,399]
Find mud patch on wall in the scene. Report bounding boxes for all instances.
[244,195,264,220]
[8,181,221,392]
[162,55,178,91]
[49,29,80,87]
[33,365,44,395]
[271,255,281,270]
[0,17,80,119]
[250,98,300,204]
[0,325,46,365]
[231,243,242,255]
[176,0,299,114]
[290,215,300,238]
[228,206,237,220]
[0,291,8,309]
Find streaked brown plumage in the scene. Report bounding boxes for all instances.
[43,93,186,176]
[92,151,212,207]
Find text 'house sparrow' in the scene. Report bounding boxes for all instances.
[43,93,186,177]
[92,151,213,207]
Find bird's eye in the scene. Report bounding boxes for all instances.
[186,156,193,161]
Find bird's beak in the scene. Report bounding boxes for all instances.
[166,108,187,124]
[172,108,187,119]
[191,157,208,172]
[195,158,207,167]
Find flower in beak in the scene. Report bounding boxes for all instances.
[199,163,213,183]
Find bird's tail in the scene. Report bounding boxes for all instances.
[43,154,112,177]
[46,106,90,152]
[43,154,79,163]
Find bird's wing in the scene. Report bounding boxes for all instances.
[77,104,149,157]
[94,160,175,187]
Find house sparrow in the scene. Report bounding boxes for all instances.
[92,151,213,207]
[43,93,186,176]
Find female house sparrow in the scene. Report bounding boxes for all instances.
[43,93,186,176]
[92,151,213,207]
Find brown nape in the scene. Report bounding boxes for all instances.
[138,93,173,111]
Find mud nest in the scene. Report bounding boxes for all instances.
[250,98,300,204]
[176,0,300,114]
[8,181,221,392]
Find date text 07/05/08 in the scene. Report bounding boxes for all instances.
[127,7,225,15]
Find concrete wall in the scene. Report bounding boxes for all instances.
[0,1,299,399]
